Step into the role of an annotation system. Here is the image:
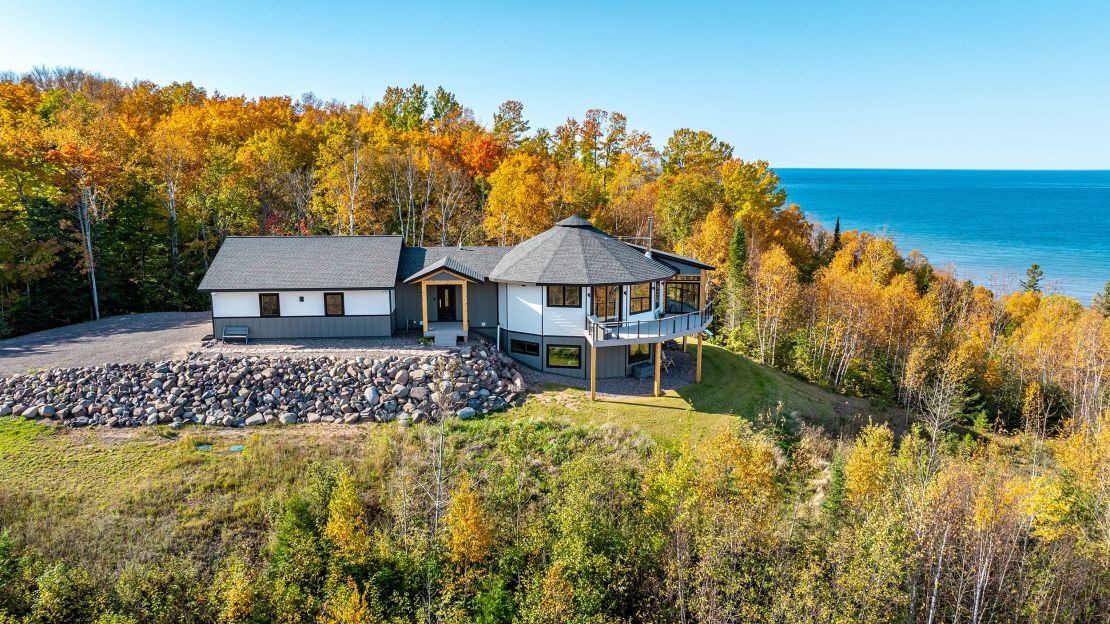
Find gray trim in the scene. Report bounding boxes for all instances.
[213,315,392,339]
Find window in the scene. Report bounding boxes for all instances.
[629,343,651,364]
[665,277,700,314]
[324,292,345,316]
[510,339,539,357]
[630,283,652,314]
[546,345,582,369]
[592,285,620,321]
[546,285,581,307]
[259,293,280,317]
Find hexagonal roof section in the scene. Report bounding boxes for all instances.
[488,216,677,285]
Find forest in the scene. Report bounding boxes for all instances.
[0,68,1108,622]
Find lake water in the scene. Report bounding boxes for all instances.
[777,169,1110,303]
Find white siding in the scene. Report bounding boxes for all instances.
[211,292,259,317]
[344,290,391,315]
[542,286,586,337]
[505,285,542,335]
[279,292,325,316]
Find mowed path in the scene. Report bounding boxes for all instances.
[0,312,211,376]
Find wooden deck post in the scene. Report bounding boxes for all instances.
[420,281,428,334]
[654,341,662,397]
[590,344,597,401]
[696,332,703,383]
[461,281,469,335]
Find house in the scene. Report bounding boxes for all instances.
[198,216,714,398]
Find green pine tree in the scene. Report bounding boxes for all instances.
[1020,263,1044,293]
[1093,279,1110,315]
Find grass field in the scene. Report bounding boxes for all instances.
[518,343,893,444]
[0,343,890,571]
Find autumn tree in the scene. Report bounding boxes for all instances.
[661,128,732,175]
[484,152,547,244]
[750,244,799,366]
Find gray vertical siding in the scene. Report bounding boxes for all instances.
[498,329,629,379]
[395,283,422,330]
[214,315,392,339]
[395,281,499,331]
[466,281,498,331]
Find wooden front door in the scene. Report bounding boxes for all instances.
[436,285,457,321]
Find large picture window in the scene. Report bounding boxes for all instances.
[665,277,700,314]
[324,292,345,316]
[546,345,582,369]
[629,343,651,364]
[510,339,540,357]
[592,285,620,322]
[259,293,281,317]
[546,285,581,308]
[630,283,652,315]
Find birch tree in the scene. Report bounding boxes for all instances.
[751,244,799,366]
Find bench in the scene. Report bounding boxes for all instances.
[221,326,250,343]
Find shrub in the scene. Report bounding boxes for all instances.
[27,562,106,624]
[114,557,211,624]
[0,530,31,616]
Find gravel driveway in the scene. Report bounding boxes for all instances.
[0,312,212,376]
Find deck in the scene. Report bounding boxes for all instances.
[585,303,713,346]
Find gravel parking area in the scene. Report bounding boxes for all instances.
[0,312,212,376]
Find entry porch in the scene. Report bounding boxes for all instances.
[402,260,479,346]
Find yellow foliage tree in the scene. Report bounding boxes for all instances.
[444,475,493,569]
[844,424,895,510]
[323,472,371,568]
[750,244,799,366]
[483,152,548,244]
[318,578,381,624]
[683,204,733,289]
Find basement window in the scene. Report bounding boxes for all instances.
[546,345,582,369]
[629,343,651,364]
[510,339,540,357]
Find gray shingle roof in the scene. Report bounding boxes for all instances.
[198,236,403,291]
[397,246,513,281]
[403,256,485,283]
[488,218,677,285]
[625,243,715,270]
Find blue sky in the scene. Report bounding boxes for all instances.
[3,0,1109,168]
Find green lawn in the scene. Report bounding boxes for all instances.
[516,343,892,445]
